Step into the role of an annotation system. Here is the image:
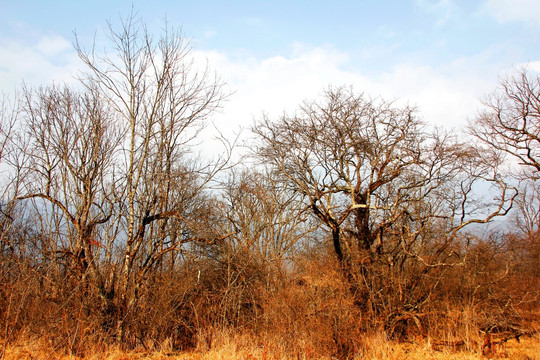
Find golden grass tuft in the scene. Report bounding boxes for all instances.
[3,331,539,360]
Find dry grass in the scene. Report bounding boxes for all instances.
[3,332,539,360]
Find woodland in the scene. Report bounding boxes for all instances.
[0,16,538,360]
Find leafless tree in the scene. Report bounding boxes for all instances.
[253,86,515,317]
[73,14,231,337]
[470,68,540,176]
[16,85,118,297]
[0,93,23,255]
[254,87,420,262]
[0,94,18,165]
[3,14,232,344]
[470,67,540,281]
[222,168,316,267]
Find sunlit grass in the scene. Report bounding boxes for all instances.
[3,332,539,360]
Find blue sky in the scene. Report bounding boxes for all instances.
[1,0,540,133]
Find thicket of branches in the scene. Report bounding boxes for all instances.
[0,16,538,359]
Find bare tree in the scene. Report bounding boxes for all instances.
[255,87,512,260]
[0,94,18,165]
[74,14,231,337]
[2,13,232,345]
[253,86,515,318]
[222,168,316,266]
[0,93,23,255]
[470,68,540,176]
[254,87,421,263]
[470,67,540,280]
[16,85,118,296]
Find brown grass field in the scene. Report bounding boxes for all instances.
[3,331,539,360]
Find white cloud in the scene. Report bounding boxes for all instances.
[196,45,365,131]
[526,61,540,73]
[36,36,72,57]
[196,44,506,144]
[483,0,540,26]
[0,34,510,158]
[0,36,80,92]
[191,44,509,160]
[378,64,484,128]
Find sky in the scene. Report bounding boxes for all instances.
[1,0,540,141]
